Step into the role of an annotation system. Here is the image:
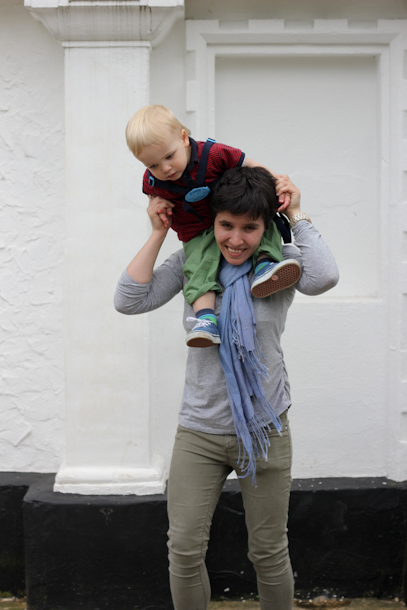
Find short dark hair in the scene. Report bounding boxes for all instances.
[210,166,278,227]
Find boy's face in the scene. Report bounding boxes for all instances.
[214,211,265,266]
[137,128,190,182]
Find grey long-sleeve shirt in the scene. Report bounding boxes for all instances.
[114,221,339,435]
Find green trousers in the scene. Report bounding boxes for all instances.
[182,222,283,305]
[167,410,294,610]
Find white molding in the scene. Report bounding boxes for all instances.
[25,1,184,46]
[62,41,152,48]
[185,19,403,137]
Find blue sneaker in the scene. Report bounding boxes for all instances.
[185,317,221,348]
[251,259,302,298]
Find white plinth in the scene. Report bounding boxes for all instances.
[54,463,167,495]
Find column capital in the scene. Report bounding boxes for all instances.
[24,0,184,47]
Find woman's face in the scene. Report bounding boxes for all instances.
[214,211,265,265]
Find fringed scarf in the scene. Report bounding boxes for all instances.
[218,257,282,484]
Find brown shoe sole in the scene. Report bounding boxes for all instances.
[251,262,302,298]
[186,333,221,348]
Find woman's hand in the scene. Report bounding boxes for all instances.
[274,175,301,218]
[147,195,174,234]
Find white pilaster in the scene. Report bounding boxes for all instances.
[24,0,184,494]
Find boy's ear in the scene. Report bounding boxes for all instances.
[181,129,190,146]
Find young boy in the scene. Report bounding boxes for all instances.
[125,105,301,348]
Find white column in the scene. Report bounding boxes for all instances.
[24,1,184,494]
[60,42,157,494]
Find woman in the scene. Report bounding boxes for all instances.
[114,167,339,610]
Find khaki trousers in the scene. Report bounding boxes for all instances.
[167,411,293,610]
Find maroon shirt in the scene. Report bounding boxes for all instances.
[142,138,245,242]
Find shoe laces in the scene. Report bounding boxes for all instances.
[186,316,212,329]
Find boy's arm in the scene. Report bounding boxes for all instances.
[244,157,290,211]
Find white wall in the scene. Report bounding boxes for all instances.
[0,0,65,471]
[1,0,406,484]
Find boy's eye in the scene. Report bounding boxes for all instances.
[166,153,173,160]
[150,164,157,169]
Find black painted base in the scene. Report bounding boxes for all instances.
[0,473,406,609]
[0,473,44,598]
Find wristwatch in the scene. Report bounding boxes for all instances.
[289,213,311,228]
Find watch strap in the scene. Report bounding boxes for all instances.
[289,213,311,228]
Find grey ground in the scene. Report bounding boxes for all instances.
[0,597,405,609]
[208,599,405,610]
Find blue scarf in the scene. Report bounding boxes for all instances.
[218,257,282,484]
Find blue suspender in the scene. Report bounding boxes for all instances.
[194,138,215,188]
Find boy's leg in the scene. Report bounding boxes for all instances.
[236,411,294,610]
[182,228,221,304]
[167,426,232,610]
[251,222,301,298]
[193,292,216,314]
[183,229,222,348]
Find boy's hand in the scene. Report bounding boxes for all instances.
[147,196,173,235]
[148,195,174,229]
[273,172,291,212]
[274,175,301,217]
[243,158,291,212]
[276,191,291,213]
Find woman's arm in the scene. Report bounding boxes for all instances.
[126,197,171,283]
[114,252,185,315]
[114,198,185,315]
[275,175,340,296]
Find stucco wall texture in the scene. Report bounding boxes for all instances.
[0,0,65,471]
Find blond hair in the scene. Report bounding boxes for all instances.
[126,105,191,157]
